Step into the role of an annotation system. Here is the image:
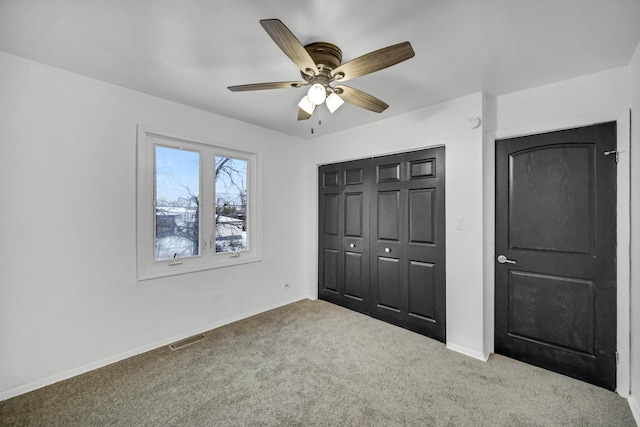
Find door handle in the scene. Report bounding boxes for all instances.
[497,255,517,264]
[350,243,356,248]
[384,248,391,253]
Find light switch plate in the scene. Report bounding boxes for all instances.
[453,217,463,230]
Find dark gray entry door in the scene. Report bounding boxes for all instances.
[495,122,617,390]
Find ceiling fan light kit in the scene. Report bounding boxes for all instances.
[298,95,315,115]
[227,19,415,122]
[326,92,345,113]
[307,83,327,105]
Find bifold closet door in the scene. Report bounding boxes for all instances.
[369,148,446,341]
[318,159,370,314]
[318,147,445,342]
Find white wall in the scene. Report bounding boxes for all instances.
[629,41,640,418]
[1,48,637,407]
[490,66,632,396]
[304,93,488,360]
[0,52,311,400]
[495,67,630,131]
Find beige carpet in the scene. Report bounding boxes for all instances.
[0,299,635,426]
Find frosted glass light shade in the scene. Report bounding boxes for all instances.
[326,92,344,113]
[307,83,327,105]
[298,95,315,115]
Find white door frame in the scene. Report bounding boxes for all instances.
[483,110,631,397]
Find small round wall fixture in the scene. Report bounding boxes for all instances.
[467,116,482,129]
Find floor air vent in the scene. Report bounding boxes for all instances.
[168,334,206,351]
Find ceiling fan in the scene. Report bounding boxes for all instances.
[227,19,415,120]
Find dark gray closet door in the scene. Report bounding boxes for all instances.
[318,147,446,342]
[318,159,370,313]
[370,148,446,341]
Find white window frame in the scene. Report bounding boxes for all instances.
[136,126,261,280]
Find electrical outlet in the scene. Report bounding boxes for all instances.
[211,292,222,301]
[283,283,291,290]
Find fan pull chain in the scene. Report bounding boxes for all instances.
[311,109,323,134]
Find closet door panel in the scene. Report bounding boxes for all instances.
[318,161,369,313]
[377,191,401,241]
[344,251,364,301]
[408,260,436,322]
[408,188,435,245]
[322,249,339,293]
[404,149,446,341]
[345,193,363,237]
[318,165,343,304]
[370,153,406,326]
[322,193,340,236]
[376,256,402,310]
[341,161,370,311]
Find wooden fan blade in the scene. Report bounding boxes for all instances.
[331,42,415,82]
[298,107,314,120]
[260,19,318,76]
[334,85,388,113]
[227,81,305,92]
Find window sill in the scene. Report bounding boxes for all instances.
[137,253,262,281]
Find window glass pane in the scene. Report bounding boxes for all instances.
[155,146,200,261]
[215,156,247,253]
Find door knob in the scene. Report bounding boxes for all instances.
[349,243,356,248]
[497,255,516,264]
[384,248,391,253]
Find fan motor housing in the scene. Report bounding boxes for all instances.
[303,42,342,76]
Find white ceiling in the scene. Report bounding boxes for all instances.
[1,0,639,139]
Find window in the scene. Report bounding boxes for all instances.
[214,156,248,253]
[137,127,260,280]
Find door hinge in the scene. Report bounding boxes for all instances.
[604,150,620,163]
[616,351,620,364]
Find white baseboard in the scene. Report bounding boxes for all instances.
[628,394,640,425]
[446,343,490,362]
[0,295,311,402]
